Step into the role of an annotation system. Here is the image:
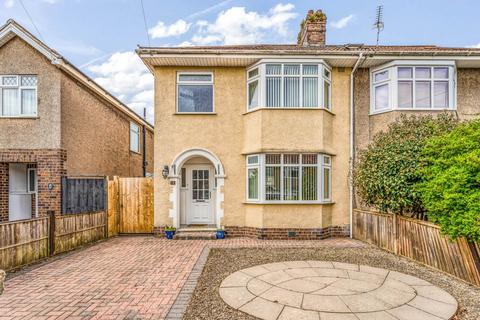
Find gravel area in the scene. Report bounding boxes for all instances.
[183,245,480,320]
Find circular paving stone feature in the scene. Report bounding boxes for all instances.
[219,261,458,320]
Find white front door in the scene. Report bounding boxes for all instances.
[8,163,34,221]
[186,165,214,224]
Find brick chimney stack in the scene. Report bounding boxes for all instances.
[298,9,327,46]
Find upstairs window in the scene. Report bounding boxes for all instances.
[130,122,140,153]
[371,62,455,113]
[0,75,37,117]
[247,61,331,111]
[177,72,214,113]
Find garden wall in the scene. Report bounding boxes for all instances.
[353,209,480,287]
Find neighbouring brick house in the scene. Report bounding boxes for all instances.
[138,9,480,239]
[0,20,154,222]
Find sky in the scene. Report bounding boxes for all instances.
[1,0,480,124]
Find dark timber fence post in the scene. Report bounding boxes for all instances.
[48,210,56,256]
[61,176,67,214]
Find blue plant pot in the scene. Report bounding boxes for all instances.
[165,230,175,239]
[216,230,225,239]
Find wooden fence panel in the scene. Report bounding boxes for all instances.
[353,209,480,287]
[54,211,106,254]
[107,177,120,237]
[0,218,49,271]
[117,177,153,234]
[62,177,107,214]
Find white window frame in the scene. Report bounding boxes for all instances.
[0,75,38,117]
[245,153,332,204]
[246,155,260,201]
[130,122,140,153]
[176,71,214,114]
[246,59,332,112]
[370,61,456,114]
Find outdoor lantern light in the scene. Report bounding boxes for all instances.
[162,165,169,179]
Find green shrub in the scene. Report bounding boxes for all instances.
[354,113,457,217]
[415,119,480,242]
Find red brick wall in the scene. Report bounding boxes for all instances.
[0,149,66,221]
[224,225,350,240]
[0,163,8,222]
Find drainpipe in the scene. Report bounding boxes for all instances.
[349,53,365,238]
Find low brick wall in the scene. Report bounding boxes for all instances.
[154,225,350,240]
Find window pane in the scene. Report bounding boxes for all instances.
[415,67,431,78]
[284,64,300,75]
[284,77,300,107]
[323,167,331,200]
[2,76,17,86]
[303,65,318,75]
[248,68,259,79]
[248,80,259,109]
[266,77,281,107]
[398,81,413,108]
[302,154,317,164]
[21,89,36,115]
[21,76,37,86]
[2,88,19,116]
[181,168,186,188]
[434,82,449,108]
[374,84,389,110]
[28,170,36,192]
[130,126,139,152]
[434,67,449,79]
[283,166,299,200]
[324,68,331,79]
[266,64,281,75]
[265,154,281,164]
[178,74,212,82]
[302,166,317,200]
[323,81,330,109]
[323,155,331,165]
[374,70,388,82]
[265,166,281,200]
[302,77,318,107]
[248,168,259,199]
[398,67,413,79]
[178,85,213,112]
[247,155,259,165]
[415,81,431,108]
[284,154,299,164]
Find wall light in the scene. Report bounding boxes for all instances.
[162,165,169,179]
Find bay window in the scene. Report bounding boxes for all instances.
[246,153,332,203]
[247,60,331,111]
[371,62,455,113]
[0,75,37,117]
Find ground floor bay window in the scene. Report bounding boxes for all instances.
[246,153,331,203]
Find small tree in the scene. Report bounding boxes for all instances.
[354,113,457,218]
[415,119,480,242]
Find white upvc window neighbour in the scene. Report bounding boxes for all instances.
[246,60,332,111]
[0,75,38,117]
[177,72,214,113]
[245,153,332,204]
[370,61,456,113]
[130,122,140,153]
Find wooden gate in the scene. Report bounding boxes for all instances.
[107,177,154,235]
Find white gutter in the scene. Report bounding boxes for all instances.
[349,53,365,238]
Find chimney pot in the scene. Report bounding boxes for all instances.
[298,9,327,47]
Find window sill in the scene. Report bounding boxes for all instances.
[130,150,141,155]
[244,201,335,205]
[370,107,455,116]
[0,116,39,119]
[243,107,335,116]
[174,112,217,115]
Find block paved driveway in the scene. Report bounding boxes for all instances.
[0,236,364,320]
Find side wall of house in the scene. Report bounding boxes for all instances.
[0,36,62,149]
[60,73,153,177]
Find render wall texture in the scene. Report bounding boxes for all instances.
[60,73,154,177]
[153,66,351,230]
[0,37,61,149]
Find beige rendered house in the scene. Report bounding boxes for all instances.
[0,20,154,222]
[138,10,480,239]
